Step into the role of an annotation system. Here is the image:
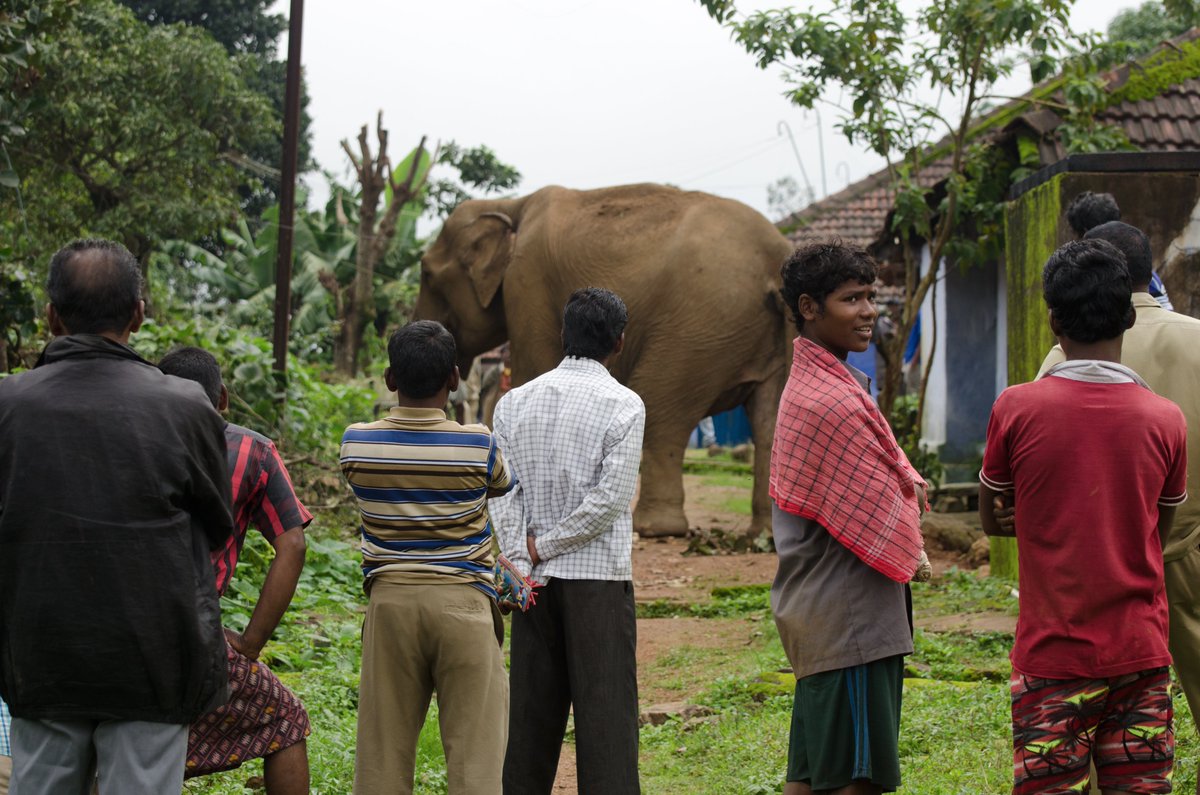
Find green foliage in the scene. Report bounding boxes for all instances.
[0,2,77,157]
[131,318,373,456]
[890,393,945,485]
[426,141,523,217]
[117,0,285,55]
[117,0,313,215]
[638,584,772,619]
[2,0,274,266]
[0,265,38,368]
[185,526,454,794]
[1109,1,1197,56]
[919,567,1019,615]
[696,0,1093,420]
[911,629,1012,680]
[1107,35,1200,104]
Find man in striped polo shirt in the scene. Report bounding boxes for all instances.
[341,320,515,795]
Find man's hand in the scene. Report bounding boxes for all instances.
[979,484,1015,537]
[526,534,541,566]
[993,492,1015,535]
[224,627,260,661]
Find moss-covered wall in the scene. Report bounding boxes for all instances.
[1005,178,1062,386]
[991,176,1064,580]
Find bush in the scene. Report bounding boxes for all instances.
[133,318,374,457]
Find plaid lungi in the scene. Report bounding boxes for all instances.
[185,643,310,777]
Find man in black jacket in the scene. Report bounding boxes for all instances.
[0,239,233,794]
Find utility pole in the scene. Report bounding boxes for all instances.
[272,0,304,374]
[777,120,816,206]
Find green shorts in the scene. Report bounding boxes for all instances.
[788,655,904,791]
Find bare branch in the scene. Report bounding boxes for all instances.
[339,138,361,175]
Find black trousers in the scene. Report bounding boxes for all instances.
[503,578,641,795]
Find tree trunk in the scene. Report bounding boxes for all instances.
[333,116,430,376]
[878,333,904,420]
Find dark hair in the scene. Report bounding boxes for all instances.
[780,241,877,332]
[1043,239,1134,344]
[1082,221,1153,286]
[562,287,628,360]
[157,346,224,409]
[1066,191,1120,237]
[46,239,144,335]
[388,320,457,399]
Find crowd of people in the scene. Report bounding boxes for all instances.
[0,187,1195,795]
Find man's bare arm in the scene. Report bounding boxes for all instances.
[227,526,307,660]
[979,484,1015,537]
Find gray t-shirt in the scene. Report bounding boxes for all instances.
[770,361,913,679]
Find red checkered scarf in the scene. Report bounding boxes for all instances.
[770,337,926,583]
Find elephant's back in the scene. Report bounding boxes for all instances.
[528,183,792,273]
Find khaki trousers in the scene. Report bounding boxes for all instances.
[1079,547,1200,795]
[353,581,507,795]
[0,754,10,795]
[1168,545,1200,724]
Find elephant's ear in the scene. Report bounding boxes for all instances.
[468,212,515,309]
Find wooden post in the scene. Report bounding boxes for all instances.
[272,0,304,374]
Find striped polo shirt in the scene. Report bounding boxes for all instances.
[340,406,515,598]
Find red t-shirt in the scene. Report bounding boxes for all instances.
[981,374,1187,679]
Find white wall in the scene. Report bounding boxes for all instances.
[919,245,948,449]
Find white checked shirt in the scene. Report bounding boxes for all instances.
[490,356,645,582]
[0,695,9,757]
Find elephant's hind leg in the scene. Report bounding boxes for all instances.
[746,370,786,539]
[633,428,690,538]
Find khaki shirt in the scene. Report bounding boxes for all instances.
[1038,293,1200,560]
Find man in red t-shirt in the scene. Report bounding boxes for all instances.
[159,347,313,795]
[980,239,1187,795]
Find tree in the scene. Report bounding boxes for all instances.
[1108,1,1194,56]
[0,1,78,370]
[426,142,522,218]
[151,141,522,371]
[116,0,285,55]
[334,115,433,376]
[115,0,313,216]
[2,0,274,272]
[767,176,805,221]
[698,0,1091,426]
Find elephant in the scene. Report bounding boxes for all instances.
[414,183,794,537]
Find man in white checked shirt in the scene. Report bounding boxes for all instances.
[491,287,646,795]
[0,696,10,794]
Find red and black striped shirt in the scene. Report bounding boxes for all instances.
[214,424,313,596]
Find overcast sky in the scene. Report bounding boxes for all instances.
[285,0,1141,224]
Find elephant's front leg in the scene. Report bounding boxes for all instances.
[633,429,690,538]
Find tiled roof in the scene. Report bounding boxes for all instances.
[780,30,1200,249]
[782,159,952,248]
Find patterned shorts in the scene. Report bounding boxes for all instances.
[185,643,311,777]
[1011,667,1173,795]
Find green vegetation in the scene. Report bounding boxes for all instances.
[1108,36,1200,104]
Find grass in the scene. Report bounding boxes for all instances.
[186,516,1200,794]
